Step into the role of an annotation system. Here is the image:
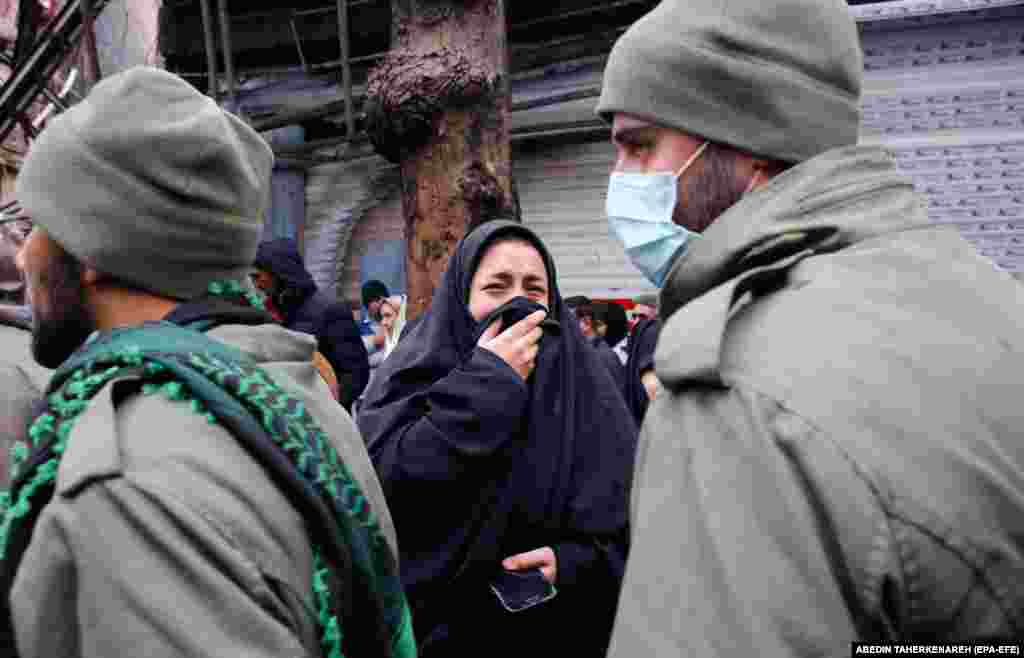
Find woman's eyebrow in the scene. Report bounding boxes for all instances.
[482,271,515,284]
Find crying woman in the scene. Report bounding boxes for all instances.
[357,220,637,658]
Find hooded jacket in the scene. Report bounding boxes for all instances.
[609,145,1024,655]
[254,239,370,408]
[9,317,399,657]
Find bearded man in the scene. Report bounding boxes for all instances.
[599,0,1024,653]
[1,67,413,658]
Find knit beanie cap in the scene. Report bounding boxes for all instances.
[596,0,863,164]
[17,66,273,300]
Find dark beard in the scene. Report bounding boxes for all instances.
[31,250,94,369]
[675,142,751,233]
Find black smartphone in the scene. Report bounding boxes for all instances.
[488,568,557,613]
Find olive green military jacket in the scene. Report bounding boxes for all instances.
[10,323,398,657]
[0,323,45,490]
[609,146,1024,656]
[0,318,50,392]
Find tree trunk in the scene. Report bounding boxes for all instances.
[365,0,516,319]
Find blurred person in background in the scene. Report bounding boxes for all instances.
[630,293,657,325]
[0,212,46,489]
[568,297,625,384]
[376,294,409,360]
[593,301,630,364]
[621,314,660,425]
[621,294,661,423]
[361,280,391,368]
[252,238,370,410]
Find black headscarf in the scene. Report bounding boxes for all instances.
[623,317,661,424]
[596,301,629,348]
[358,221,636,654]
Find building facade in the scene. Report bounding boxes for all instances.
[165,0,1024,300]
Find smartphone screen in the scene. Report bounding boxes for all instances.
[488,568,557,613]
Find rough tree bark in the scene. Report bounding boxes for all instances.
[364,0,517,319]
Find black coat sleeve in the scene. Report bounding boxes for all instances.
[369,348,529,487]
[592,341,626,398]
[366,348,531,597]
[318,303,371,401]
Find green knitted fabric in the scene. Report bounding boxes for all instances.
[0,283,416,658]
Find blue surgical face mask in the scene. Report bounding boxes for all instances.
[606,141,709,287]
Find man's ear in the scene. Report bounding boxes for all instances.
[80,265,103,289]
[750,155,790,181]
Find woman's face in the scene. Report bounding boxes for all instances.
[468,238,550,323]
[379,301,397,331]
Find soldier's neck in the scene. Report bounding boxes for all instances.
[85,283,180,331]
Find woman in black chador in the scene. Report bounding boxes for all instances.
[357,221,637,658]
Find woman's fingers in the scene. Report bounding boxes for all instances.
[519,326,544,348]
[477,310,547,380]
[476,317,503,346]
[511,336,542,379]
[502,546,557,584]
[502,310,546,341]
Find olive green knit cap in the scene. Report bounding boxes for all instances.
[17,67,273,300]
[597,0,863,163]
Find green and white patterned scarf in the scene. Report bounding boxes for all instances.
[0,284,416,658]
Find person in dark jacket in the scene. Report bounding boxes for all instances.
[593,301,629,363]
[621,316,660,425]
[571,298,626,385]
[252,238,370,410]
[360,279,389,348]
[361,279,390,322]
[358,221,637,658]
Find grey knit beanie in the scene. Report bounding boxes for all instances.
[17,66,273,300]
[597,0,863,164]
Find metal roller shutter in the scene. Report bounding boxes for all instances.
[514,139,656,298]
[859,2,1024,273]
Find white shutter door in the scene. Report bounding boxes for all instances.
[514,140,656,298]
[860,8,1024,273]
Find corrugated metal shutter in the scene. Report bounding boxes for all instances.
[304,155,401,300]
[319,140,651,304]
[859,9,1024,273]
[514,139,655,298]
